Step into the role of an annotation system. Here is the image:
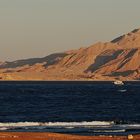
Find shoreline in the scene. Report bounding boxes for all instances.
[0,132,138,140]
[0,80,139,83]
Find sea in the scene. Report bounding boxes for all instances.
[0,81,140,136]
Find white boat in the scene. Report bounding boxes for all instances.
[113,80,124,85]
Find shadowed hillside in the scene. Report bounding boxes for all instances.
[0,53,67,69]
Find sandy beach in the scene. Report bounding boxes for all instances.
[0,132,139,140]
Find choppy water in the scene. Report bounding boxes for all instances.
[0,81,140,135]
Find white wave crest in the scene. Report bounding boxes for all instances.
[0,121,114,128]
[93,129,126,133]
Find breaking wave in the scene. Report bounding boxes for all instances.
[0,121,140,135]
[93,129,126,133]
[0,121,114,128]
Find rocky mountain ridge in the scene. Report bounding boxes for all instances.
[0,28,140,80]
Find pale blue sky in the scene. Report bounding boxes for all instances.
[0,0,140,61]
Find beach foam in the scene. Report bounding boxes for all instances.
[0,121,140,134]
[0,121,114,128]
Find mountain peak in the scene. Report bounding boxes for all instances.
[131,28,140,33]
[111,28,140,48]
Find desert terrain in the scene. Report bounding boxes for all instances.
[0,28,140,81]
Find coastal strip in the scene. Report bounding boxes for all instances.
[0,132,138,140]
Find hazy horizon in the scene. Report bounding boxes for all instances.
[1,0,140,61]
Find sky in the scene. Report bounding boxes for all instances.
[0,0,140,61]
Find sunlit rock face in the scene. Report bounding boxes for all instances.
[0,28,140,80]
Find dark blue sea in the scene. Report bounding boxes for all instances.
[0,81,140,136]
